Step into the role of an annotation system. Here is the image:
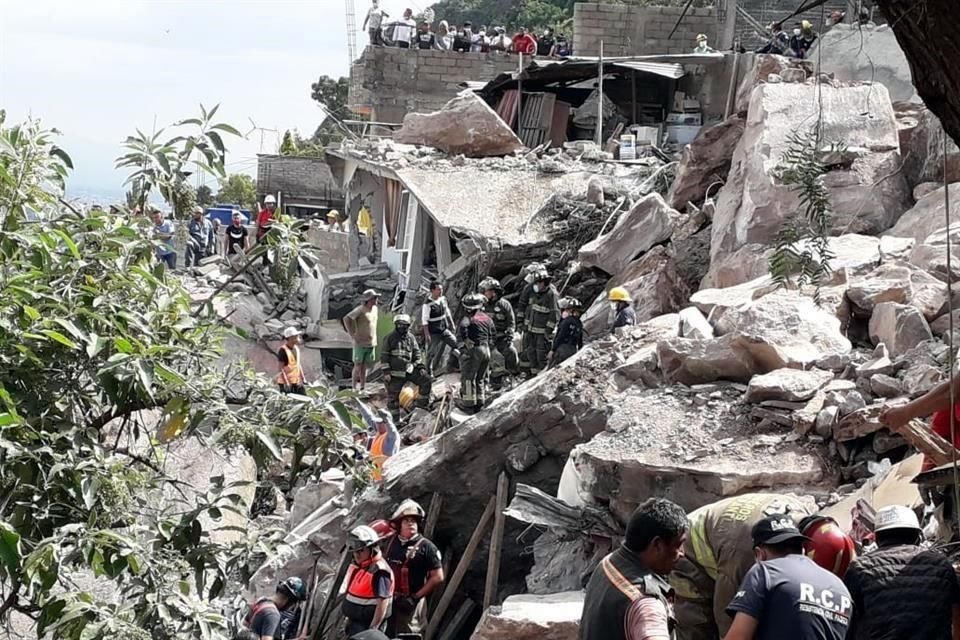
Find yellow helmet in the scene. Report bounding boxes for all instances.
[399,382,419,410]
[608,286,632,303]
[801,19,812,30]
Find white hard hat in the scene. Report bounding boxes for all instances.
[282,326,300,338]
[347,525,380,551]
[264,194,277,204]
[874,505,921,533]
[390,498,426,522]
[394,314,411,325]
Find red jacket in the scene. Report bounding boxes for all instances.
[927,405,960,471]
[513,33,537,55]
[256,208,274,239]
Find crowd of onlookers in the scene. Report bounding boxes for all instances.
[362,0,571,57]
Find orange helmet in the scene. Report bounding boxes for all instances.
[369,519,397,541]
[800,515,856,577]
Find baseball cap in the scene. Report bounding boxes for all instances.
[362,288,379,301]
[752,514,809,546]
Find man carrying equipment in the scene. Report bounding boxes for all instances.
[380,314,431,423]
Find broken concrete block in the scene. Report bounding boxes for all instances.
[868,302,933,357]
[667,114,745,210]
[679,306,714,340]
[578,193,680,276]
[286,480,343,529]
[471,592,583,640]
[908,226,960,283]
[708,83,910,288]
[901,363,942,398]
[879,235,914,263]
[658,335,757,385]
[815,405,840,438]
[393,92,523,158]
[870,374,903,398]
[856,343,894,378]
[745,368,834,403]
[887,183,960,243]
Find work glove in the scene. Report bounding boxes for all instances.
[406,363,414,374]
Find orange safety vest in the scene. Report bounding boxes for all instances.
[276,345,302,385]
[370,432,388,481]
[343,556,394,621]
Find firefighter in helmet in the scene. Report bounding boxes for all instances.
[381,314,432,423]
[609,286,636,333]
[480,276,519,383]
[342,525,395,637]
[382,499,444,635]
[457,293,495,413]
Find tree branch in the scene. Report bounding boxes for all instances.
[0,579,22,621]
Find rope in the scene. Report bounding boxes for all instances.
[944,132,960,528]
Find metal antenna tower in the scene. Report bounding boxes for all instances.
[345,0,358,68]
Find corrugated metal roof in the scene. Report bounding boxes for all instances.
[528,57,685,79]
[613,60,686,79]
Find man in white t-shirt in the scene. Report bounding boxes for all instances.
[362,0,388,46]
[389,8,416,49]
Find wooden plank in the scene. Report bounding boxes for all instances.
[899,419,960,468]
[483,472,510,610]
[423,497,496,640]
[310,550,352,640]
[437,599,477,640]
[424,492,443,539]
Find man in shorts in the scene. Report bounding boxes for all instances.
[343,289,380,391]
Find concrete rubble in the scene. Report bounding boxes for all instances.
[394,91,525,157]
[471,592,583,640]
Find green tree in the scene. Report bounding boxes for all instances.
[216,174,257,209]
[280,130,299,156]
[116,104,242,219]
[196,184,214,207]
[309,75,350,147]
[0,116,362,639]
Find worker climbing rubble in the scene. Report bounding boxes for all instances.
[480,276,518,386]
[421,280,458,376]
[549,297,583,366]
[525,268,560,376]
[240,576,308,640]
[457,293,494,414]
[381,499,445,636]
[670,493,854,640]
[342,525,394,637]
[608,286,636,333]
[381,313,432,423]
[516,261,544,378]
[368,409,399,483]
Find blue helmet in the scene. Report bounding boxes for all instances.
[278,576,307,601]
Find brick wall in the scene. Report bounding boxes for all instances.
[348,45,519,123]
[257,155,342,203]
[574,3,718,57]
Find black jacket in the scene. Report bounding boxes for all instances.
[843,543,960,640]
[552,316,583,351]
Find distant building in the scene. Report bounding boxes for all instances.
[256,154,345,218]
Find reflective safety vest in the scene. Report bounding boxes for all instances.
[276,345,303,385]
[370,432,388,481]
[343,555,394,625]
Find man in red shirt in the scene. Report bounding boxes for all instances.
[511,27,537,55]
[256,194,277,265]
[879,376,960,470]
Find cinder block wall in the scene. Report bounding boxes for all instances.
[348,46,519,123]
[573,3,718,56]
[257,155,342,202]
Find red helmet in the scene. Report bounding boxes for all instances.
[800,515,856,577]
[369,519,397,541]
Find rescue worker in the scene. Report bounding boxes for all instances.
[244,576,308,640]
[549,297,583,366]
[609,286,636,333]
[670,493,853,640]
[458,293,494,414]
[516,262,543,377]
[383,499,445,636]
[256,194,278,266]
[421,280,458,376]
[276,326,306,394]
[525,270,559,376]
[580,498,690,640]
[480,277,518,381]
[342,525,394,637]
[843,505,960,640]
[725,514,852,640]
[381,314,432,423]
[368,410,399,483]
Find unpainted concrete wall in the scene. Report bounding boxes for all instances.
[573,3,718,56]
[348,45,518,123]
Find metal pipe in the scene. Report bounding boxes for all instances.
[596,41,604,146]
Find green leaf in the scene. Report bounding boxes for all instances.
[40,330,78,349]
[255,430,283,461]
[22,305,40,321]
[53,228,81,259]
[0,520,22,573]
[53,318,86,342]
[211,123,242,137]
[176,118,203,126]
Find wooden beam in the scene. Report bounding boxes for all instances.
[899,419,960,468]
[483,472,510,610]
[309,550,352,640]
[425,492,443,539]
[437,599,477,640]
[423,497,496,640]
[434,223,452,274]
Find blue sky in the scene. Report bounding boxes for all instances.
[0,0,421,198]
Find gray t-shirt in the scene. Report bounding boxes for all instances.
[726,554,852,640]
[250,599,282,638]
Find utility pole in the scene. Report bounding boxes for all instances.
[721,0,738,50]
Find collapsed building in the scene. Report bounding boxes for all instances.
[192,16,960,640]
